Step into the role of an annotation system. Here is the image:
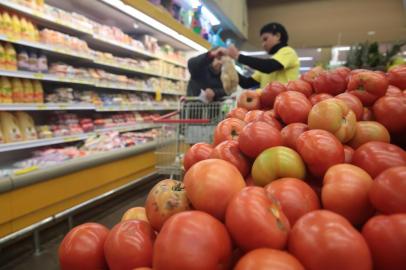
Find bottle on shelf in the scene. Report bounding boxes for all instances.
[1,12,13,36]
[4,43,17,71]
[22,79,34,103]
[11,14,21,38]
[0,43,5,70]
[33,80,43,103]
[11,77,24,103]
[1,76,13,103]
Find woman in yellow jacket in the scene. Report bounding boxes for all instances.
[226,22,300,88]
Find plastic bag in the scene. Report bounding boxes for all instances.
[221,56,239,95]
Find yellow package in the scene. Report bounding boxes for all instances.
[4,43,17,71]
[11,78,24,103]
[15,111,37,140]
[1,77,12,103]
[0,111,23,142]
[2,12,12,36]
[11,14,21,38]
[33,80,43,103]
[22,79,34,103]
[0,43,5,70]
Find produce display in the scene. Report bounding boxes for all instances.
[59,65,406,270]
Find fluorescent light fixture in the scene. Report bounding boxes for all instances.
[101,0,208,52]
[317,48,322,52]
[336,46,351,51]
[240,51,267,56]
[202,6,220,26]
[300,67,311,71]
[299,57,313,61]
[189,0,201,8]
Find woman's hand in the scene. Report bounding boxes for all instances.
[227,44,240,60]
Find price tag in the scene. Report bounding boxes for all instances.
[59,104,67,109]
[32,10,43,18]
[6,35,18,43]
[36,104,47,110]
[63,137,79,143]
[33,73,44,79]
[14,166,39,176]
[155,88,162,102]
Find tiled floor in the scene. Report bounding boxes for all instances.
[0,179,156,270]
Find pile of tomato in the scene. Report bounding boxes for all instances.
[58,65,406,270]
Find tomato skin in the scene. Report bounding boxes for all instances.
[238,121,282,158]
[121,207,149,223]
[274,91,312,124]
[322,164,374,226]
[280,123,308,151]
[335,93,364,121]
[244,110,282,130]
[286,79,313,97]
[213,118,246,146]
[104,220,154,270]
[362,107,375,121]
[289,210,373,270]
[225,186,290,252]
[296,129,345,178]
[347,71,389,106]
[362,214,406,270]
[183,143,213,171]
[348,121,390,149]
[387,65,406,89]
[59,223,109,270]
[227,107,248,120]
[153,211,232,270]
[265,178,320,226]
[234,248,305,270]
[309,93,333,105]
[238,90,261,111]
[301,66,324,85]
[252,146,306,186]
[386,85,402,96]
[184,159,246,220]
[145,179,191,231]
[352,141,406,178]
[312,71,347,96]
[344,145,355,163]
[210,140,251,177]
[373,95,406,134]
[334,66,351,82]
[369,166,406,214]
[260,81,287,109]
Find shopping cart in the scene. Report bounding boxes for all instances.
[153,97,234,180]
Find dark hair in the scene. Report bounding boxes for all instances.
[260,22,288,44]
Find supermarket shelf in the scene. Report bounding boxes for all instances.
[0,103,95,111]
[96,105,178,111]
[0,70,94,85]
[0,123,159,153]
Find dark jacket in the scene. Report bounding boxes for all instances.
[186,52,227,101]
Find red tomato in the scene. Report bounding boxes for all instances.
[245,174,254,186]
[344,145,355,163]
[213,118,246,146]
[369,166,406,214]
[234,248,305,270]
[238,121,282,158]
[183,142,213,171]
[335,93,364,121]
[289,210,372,270]
[352,141,406,178]
[260,81,287,109]
[227,107,248,120]
[265,178,320,226]
[387,65,406,89]
[184,159,246,220]
[362,107,375,121]
[244,110,282,130]
[153,211,232,270]
[145,179,191,231]
[322,164,374,226]
[334,66,351,82]
[280,123,308,151]
[362,214,406,270]
[252,146,306,186]
[121,207,149,223]
[274,91,312,124]
[373,95,406,134]
[347,71,389,106]
[104,220,154,269]
[210,140,251,177]
[312,71,347,96]
[286,79,313,97]
[301,66,324,84]
[308,98,357,143]
[59,223,109,270]
[225,186,290,252]
[348,121,390,149]
[386,85,402,96]
[133,268,152,270]
[243,110,263,122]
[309,93,333,105]
[296,129,345,178]
[238,91,261,110]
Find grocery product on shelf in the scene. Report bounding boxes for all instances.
[0,76,12,103]
[0,111,22,142]
[15,111,37,140]
[4,42,17,70]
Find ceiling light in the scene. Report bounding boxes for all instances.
[336,46,351,51]
[202,6,220,26]
[300,67,311,71]
[299,57,313,61]
[317,48,322,52]
[367,31,376,36]
[240,51,267,56]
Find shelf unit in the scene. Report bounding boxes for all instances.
[0,103,178,111]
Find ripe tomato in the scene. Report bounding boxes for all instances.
[245,174,254,186]
[184,159,246,220]
[238,90,261,111]
[260,81,286,109]
[373,95,406,134]
[296,129,345,178]
[322,164,374,226]
[213,118,246,146]
[252,146,306,186]
[238,121,282,158]
[347,71,388,106]
[210,140,251,177]
[362,214,406,270]
[301,66,324,85]
[352,141,406,178]
[386,85,402,96]
[334,66,351,82]
[286,79,313,97]
[121,207,149,223]
[289,210,372,270]
[387,65,406,89]
[183,142,213,171]
[280,123,308,151]
[104,220,154,269]
[335,93,364,121]
[153,211,232,270]
[312,71,347,96]
[145,179,191,231]
[362,107,375,121]
[309,93,333,105]
[244,110,282,130]
[59,223,109,270]
[234,248,305,270]
[274,91,312,124]
[227,107,248,120]
[344,145,355,163]
[265,178,320,226]
[348,121,390,149]
[225,186,290,252]
[308,98,357,143]
[369,166,406,214]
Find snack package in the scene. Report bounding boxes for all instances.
[0,111,23,142]
[15,111,37,140]
[220,56,239,95]
[11,78,24,103]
